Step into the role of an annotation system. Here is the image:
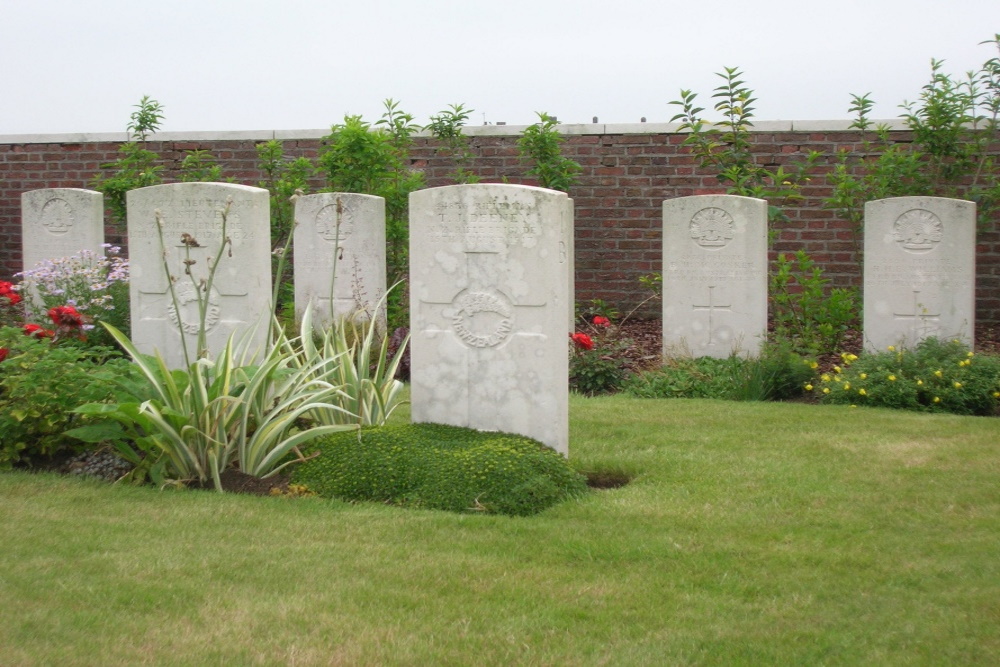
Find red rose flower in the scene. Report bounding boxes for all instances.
[23,323,54,339]
[593,316,610,327]
[0,281,20,306]
[0,348,8,362]
[570,332,594,350]
[48,305,84,328]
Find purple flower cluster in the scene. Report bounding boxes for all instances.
[16,244,130,318]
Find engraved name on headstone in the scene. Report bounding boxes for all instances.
[409,184,572,455]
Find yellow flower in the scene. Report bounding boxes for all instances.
[887,345,895,352]
[859,373,867,380]
[993,392,1000,398]
[954,382,962,389]
[823,388,830,394]
[933,396,941,403]
[888,375,897,382]
[916,379,923,386]
[847,354,858,362]
[833,366,842,374]
[843,383,851,391]
[858,388,867,396]
[850,405,857,409]
[967,351,975,358]
[805,384,814,391]
[935,370,943,378]
[821,373,831,382]
[809,361,818,370]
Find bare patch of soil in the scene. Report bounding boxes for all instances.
[584,470,634,489]
[188,469,292,496]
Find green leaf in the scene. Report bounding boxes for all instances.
[64,423,129,443]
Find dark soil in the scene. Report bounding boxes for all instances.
[188,469,292,496]
[23,450,292,497]
[584,470,633,489]
[612,318,663,373]
[615,318,1000,375]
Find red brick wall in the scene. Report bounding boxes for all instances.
[2,126,998,323]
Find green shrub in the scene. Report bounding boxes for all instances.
[73,317,364,491]
[292,423,588,516]
[570,351,629,396]
[770,250,859,356]
[816,338,1000,415]
[625,356,739,399]
[625,345,813,402]
[517,111,581,192]
[0,328,134,468]
[569,317,633,396]
[731,343,815,401]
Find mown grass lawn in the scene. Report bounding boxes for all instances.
[2,395,998,665]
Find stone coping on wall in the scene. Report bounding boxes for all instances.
[0,119,910,145]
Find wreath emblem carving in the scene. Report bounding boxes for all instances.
[167,281,221,334]
[40,198,74,235]
[316,201,355,244]
[893,209,943,253]
[689,207,735,248]
[451,290,514,348]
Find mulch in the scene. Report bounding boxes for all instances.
[187,469,292,496]
[614,319,1000,373]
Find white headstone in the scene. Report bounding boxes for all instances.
[126,183,272,367]
[662,195,768,358]
[864,197,975,351]
[409,184,572,455]
[293,193,386,328]
[565,197,576,331]
[21,188,105,272]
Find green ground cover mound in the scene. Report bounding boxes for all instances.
[292,423,588,516]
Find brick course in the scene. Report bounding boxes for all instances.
[1,125,998,322]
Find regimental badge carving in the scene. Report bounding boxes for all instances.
[316,200,355,244]
[40,198,74,235]
[167,281,221,334]
[893,209,943,253]
[451,290,514,348]
[689,207,735,248]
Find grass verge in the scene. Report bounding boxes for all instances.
[2,396,999,664]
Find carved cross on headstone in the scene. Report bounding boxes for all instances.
[419,250,548,350]
[136,244,249,335]
[893,289,941,339]
[311,254,366,321]
[691,285,732,347]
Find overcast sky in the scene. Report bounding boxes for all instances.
[3,1,998,134]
